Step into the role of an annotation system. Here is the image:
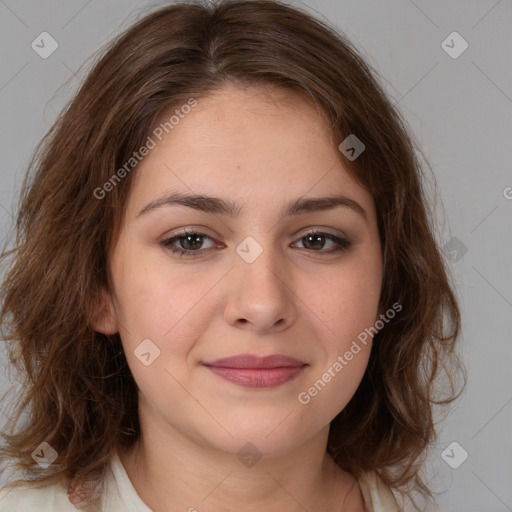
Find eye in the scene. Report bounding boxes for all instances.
[160,228,219,258]
[292,230,352,253]
[160,228,352,258]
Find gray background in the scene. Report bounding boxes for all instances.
[0,1,511,510]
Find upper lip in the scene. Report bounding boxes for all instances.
[202,354,307,369]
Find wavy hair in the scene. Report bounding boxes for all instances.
[0,0,465,508]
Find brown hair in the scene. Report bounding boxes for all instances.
[0,0,464,508]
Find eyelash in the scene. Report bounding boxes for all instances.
[160,228,352,258]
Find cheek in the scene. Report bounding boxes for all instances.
[305,259,382,347]
[294,255,380,418]
[296,272,377,422]
[297,345,371,431]
[111,243,221,358]
[111,257,219,406]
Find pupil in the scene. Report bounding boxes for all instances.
[305,235,324,250]
[184,234,202,250]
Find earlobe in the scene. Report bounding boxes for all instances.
[88,287,119,335]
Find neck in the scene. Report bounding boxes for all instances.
[117,400,360,511]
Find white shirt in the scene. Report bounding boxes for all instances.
[0,451,399,511]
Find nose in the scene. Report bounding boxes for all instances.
[223,239,298,334]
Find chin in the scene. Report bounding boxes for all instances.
[198,417,320,461]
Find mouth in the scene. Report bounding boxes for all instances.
[201,354,308,389]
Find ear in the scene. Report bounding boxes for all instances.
[87,286,119,335]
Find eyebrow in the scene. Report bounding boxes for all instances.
[137,192,367,220]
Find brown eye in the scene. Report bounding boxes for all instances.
[294,231,352,253]
[176,233,204,251]
[160,229,352,258]
[161,229,218,257]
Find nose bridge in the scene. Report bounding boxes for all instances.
[235,233,289,296]
[224,233,296,331]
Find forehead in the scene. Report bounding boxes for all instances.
[155,84,334,155]
[125,84,374,220]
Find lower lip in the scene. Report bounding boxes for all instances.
[204,365,306,388]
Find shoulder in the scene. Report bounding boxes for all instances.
[0,480,79,511]
[0,450,146,512]
[333,465,400,512]
[356,470,400,512]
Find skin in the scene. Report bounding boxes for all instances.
[92,84,383,511]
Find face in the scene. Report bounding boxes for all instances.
[94,84,383,458]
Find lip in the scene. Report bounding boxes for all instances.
[202,354,308,388]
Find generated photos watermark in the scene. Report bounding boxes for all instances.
[297,301,402,405]
[93,97,198,200]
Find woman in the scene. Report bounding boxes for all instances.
[0,1,464,510]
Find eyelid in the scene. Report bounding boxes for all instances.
[295,226,349,240]
[161,225,219,241]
